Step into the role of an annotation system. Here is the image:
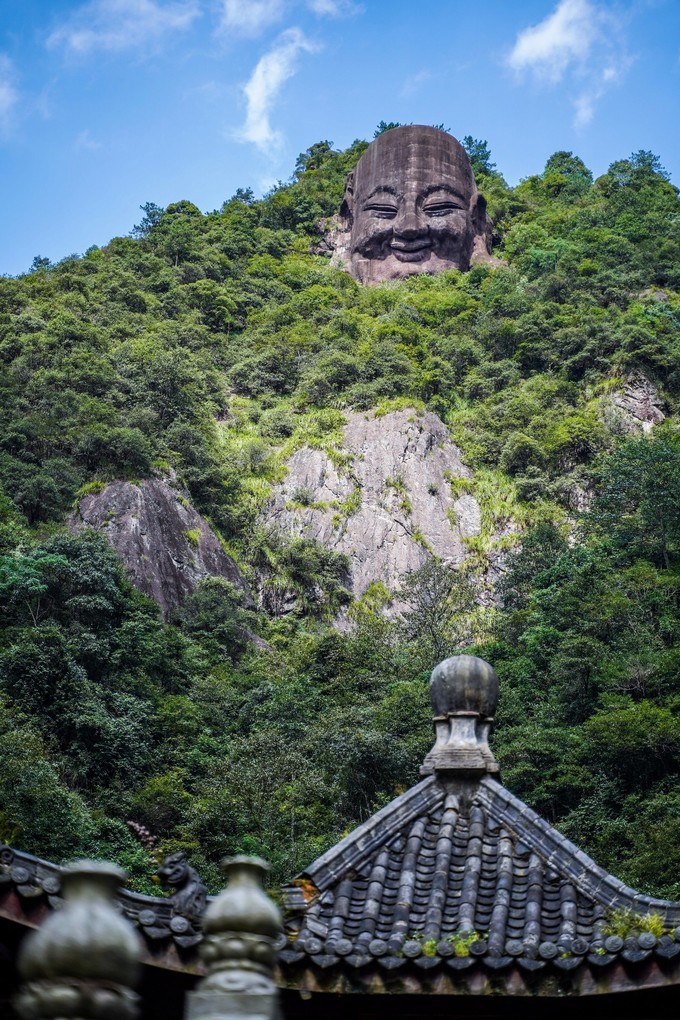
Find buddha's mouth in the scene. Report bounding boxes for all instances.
[390,240,431,262]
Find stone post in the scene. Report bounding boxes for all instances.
[14,860,141,1020]
[185,856,283,1020]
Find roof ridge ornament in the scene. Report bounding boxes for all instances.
[420,655,500,777]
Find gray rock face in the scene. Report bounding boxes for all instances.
[268,410,480,601]
[609,373,665,434]
[71,478,250,619]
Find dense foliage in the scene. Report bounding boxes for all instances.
[0,133,678,897]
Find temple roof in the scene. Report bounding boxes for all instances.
[2,656,680,1000]
[280,773,680,972]
[276,655,680,994]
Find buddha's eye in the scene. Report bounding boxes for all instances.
[363,203,398,219]
[423,202,463,217]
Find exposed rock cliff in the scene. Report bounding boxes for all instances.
[608,372,665,433]
[71,478,250,619]
[267,409,481,601]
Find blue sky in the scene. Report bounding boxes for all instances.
[1,0,678,277]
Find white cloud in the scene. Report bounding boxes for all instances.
[75,129,104,150]
[507,0,630,127]
[218,0,286,36]
[507,0,597,82]
[47,0,200,55]
[258,174,280,193]
[0,56,18,133]
[306,0,358,15]
[400,68,432,97]
[573,92,595,128]
[573,58,628,127]
[183,80,225,101]
[237,27,318,150]
[217,0,357,36]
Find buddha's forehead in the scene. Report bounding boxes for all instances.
[354,126,475,201]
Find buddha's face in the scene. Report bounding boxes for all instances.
[344,127,486,284]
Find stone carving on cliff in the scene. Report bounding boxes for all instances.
[328,126,497,284]
[267,409,482,609]
[70,476,251,620]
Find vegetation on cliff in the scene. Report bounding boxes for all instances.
[0,135,679,896]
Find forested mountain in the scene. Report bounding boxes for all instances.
[1,134,679,898]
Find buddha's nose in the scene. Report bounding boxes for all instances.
[394,205,426,239]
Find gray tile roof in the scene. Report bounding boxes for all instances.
[2,656,680,998]
[279,654,680,983]
[280,773,680,973]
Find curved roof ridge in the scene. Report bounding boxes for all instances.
[478,777,680,921]
[299,775,444,891]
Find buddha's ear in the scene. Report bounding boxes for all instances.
[470,190,487,233]
[339,172,354,227]
[470,190,498,264]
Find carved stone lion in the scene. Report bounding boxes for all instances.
[157,851,207,918]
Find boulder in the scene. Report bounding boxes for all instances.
[71,478,250,619]
[267,409,481,602]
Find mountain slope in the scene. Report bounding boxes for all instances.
[0,138,678,897]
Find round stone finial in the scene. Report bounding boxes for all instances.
[429,655,499,718]
[188,855,283,1016]
[203,855,282,939]
[15,860,141,1020]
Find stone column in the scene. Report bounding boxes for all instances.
[15,860,141,1020]
[185,856,283,1020]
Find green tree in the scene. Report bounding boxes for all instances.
[177,577,256,663]
[398,559,475,663]
[463,136,497,176]
[498,523,567,612]
[131,202,164,238]
[543,151,592,197]
[29,255,53,272]
[587,433,680,568]
[374,121,402,137]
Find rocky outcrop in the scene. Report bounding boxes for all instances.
[71,478,250,619]
[607,373,665,434]
[267,409,481,602]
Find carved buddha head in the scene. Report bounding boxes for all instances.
[340,126,491,284]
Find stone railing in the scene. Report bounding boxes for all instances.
[13,855,282,1020]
